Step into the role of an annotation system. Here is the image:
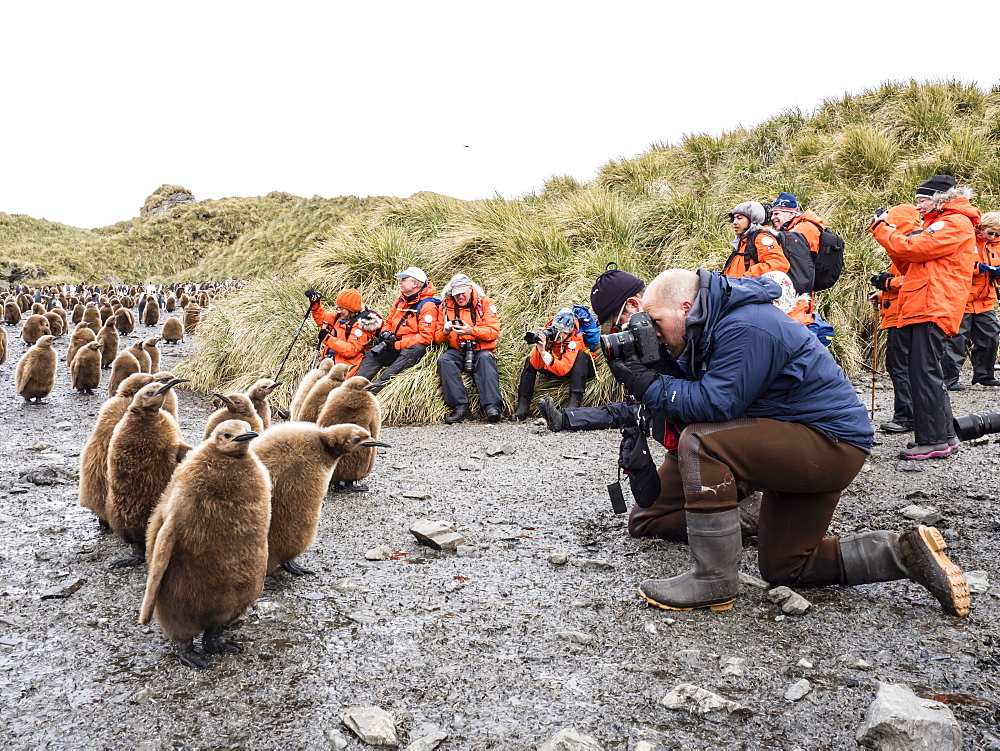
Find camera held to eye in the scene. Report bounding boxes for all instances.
[600,311,660,365]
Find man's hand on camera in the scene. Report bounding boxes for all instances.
[608,356,658,401]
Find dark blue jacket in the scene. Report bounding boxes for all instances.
[643,270,873,453]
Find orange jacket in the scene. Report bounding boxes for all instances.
[528,317,589,376]
[966,236,1000,314]
[871,196,981,336]
[310,302,378,375]
[724,229,790,278]
[784,210,825,254]
[383,281,440,350]
[875,205,922,330]
[433,289,500,351]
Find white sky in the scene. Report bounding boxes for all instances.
[1,0,995,229]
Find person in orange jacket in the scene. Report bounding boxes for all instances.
[356,266,440,393]
[722,201,790,279]
[305,288,382,377]
[870,175,981,460]
[942,211,1000,389]
[869,204,922,433]
[510,308,594,421]
[433,273,502,424]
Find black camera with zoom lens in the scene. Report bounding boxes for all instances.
[524,326,560,345]
[953,411,1000,442]
[600,311,660,365]
[460,339,476,373]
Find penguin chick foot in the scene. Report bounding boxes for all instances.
[203,628,243,655]
[109,545,145,568]
[281,560,315,576]
[178,641,213,669]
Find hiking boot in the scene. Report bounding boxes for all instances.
[484,407,502,423]
[537,397,566,432]
[637,508,741,611]
[879,421,911,433]
[444,404,469,424]
[973,377,1000,386]
[947,383,966,391]
[566,391,584,410]
[509,396,531,422]
[899,442,957,460]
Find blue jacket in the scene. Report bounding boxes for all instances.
[643,270,873,453]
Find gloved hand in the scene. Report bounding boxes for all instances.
[304,289,321,303]
[870,208,890,229]
[608,357,659,401]
[870,272,894,292]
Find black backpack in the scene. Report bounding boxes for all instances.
[812,227,845,292]
[727,228,815,295]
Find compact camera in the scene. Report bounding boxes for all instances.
[600,311,660,365]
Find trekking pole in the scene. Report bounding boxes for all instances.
[273,304,313,383]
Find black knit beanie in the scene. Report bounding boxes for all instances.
[590,263,646,323]
[915,175,956,199]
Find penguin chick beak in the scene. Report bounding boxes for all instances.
[212,393,233,406]
[156,378,189,394]
[360,440,391,448]
[232,431,258,442]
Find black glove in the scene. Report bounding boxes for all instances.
[870,272,894,292]
[305,290,321,304]
[608,357,658,401]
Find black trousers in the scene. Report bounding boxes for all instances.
[437,348,502,410]
[897,322,955,445]
[356,344,427,385]
[564,400,638,430]
[884,327,912,426]
[943,311,1000,385]
[517,354,594,398]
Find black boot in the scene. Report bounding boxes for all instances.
[566,391,583,410]
[637,508,741,611]
[445,404,469,424]
[537,397,565,432]
[839,526,970,616]
[510,395,531,422]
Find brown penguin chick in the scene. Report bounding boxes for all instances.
[43,311,64,337]
[4,299,21,325]
[246,378,281,429]
[142,295,160,326]
[254,422,389,576]
[203,393,263,440]
[319,376,384,491]
[127,341,152,373]
[0,326,7,366]
[82,304,101,333]
[20,314,52,345]
[296,363,350,423]
[108,351,141,396]
[165,294,177,312]
[70,341,103,394]
[115,308,135,334]
[139,420,270,669]
[161,317,184,344]
[66,322,97,366]
[79,373,157,526]
[143,337,161,373]
[15,335,58,403]
[289,359,333,420]
[182,303,201,334]
[97,320,120,368]
[105,379,191,567]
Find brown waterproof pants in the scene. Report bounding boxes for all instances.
[628,418,867,587]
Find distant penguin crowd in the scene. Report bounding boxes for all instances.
[3,279,390,669]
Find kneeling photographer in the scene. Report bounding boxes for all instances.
[610,268,969,619]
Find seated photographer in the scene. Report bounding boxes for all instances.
[510,308,595,421]
[433,273,502,424]
[609,268,969,618]
[305,288,382,377]
[356,267,439,394]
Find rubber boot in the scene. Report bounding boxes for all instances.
[839,526,970,616]
[566,391,583,410]
[509,394,531,422]
[637,508,742,611]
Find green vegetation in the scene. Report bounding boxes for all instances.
[6,80,1000,423]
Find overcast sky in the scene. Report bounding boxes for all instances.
[1,0,995,229]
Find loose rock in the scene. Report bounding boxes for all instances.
[341,706,399,747]
[538,727,604,751]
[856,682,962,750]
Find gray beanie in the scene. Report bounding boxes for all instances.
[731,201,765,226]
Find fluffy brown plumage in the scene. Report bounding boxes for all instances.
[140,419,270,669]
[296,363,349,423]
[15,335,57,402]
[318,376,383,487]
[203,393,263,440]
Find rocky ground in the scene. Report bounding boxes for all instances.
[1,310,998,750]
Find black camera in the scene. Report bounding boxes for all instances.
[524,326,560,345]
[460,339,476,374]
[953,412,1000,442]
[600,311,660,365]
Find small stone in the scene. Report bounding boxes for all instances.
[404,730,448,751]
[548,553,568,565]
[365,545,393,561]
[856,682,962,750]
[797,658,814,669]
[557,630,595,645]
[767,586,811,615]
[660,684,749,716]
[458,459,482,472]
[402,491,431,500]
[784,678,811,701]
[901,504,944,525]
[964,570,989,594]
[538,727,604,751]
[341,706,399,747]
[40,577,86,600]
[569,557,613,571]
[739,572,770,589]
